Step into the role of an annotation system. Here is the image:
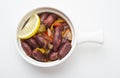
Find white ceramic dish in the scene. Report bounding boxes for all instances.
[16,7,104,67]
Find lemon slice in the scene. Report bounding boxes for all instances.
[18,14,40,39]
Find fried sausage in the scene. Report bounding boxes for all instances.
[44,14,57,27]
[35,35,48,48]
[49,52,58,61]
[32,49,45,62]
[21,41,32,57]
[26,38,38,49]
[40,13,49,23]
[53,27,62,51]
[58,41,71,59]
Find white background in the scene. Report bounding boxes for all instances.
[0,0,120,78]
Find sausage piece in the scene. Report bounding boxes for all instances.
[49,52,58,61]
[26,38,38,49]
[40,13,49,23]
[32,49,45,62]
[58,41,71,59]
[44,14,57,27]
[35,35,48,48]
[21,41,32,57]
[53,27,62,51]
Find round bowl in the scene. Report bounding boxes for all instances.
[16,7,76,67]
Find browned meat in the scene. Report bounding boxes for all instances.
[21,41,32,57]
[35,35,48,48]
[49,52,58,61]
[26,38,38,49]
[32,49,45,62]
[58,41,71,59]
[44,14,57,27]
[53,27,62,51]
[40,13,49,23]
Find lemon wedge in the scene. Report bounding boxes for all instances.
[18,14,40,39]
